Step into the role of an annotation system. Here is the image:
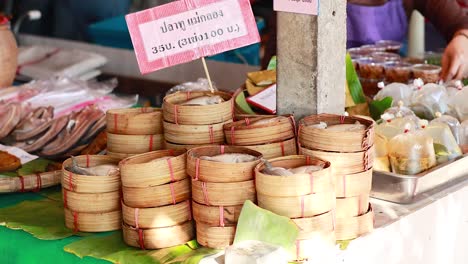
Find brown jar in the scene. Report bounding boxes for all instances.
[0,23,18,88]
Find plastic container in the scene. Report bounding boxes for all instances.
[371,51,401,62]
[375,40,403,53]
[358,58,386,79]
[360,77,381,97]
[360,44,386,52]
[412,64,441,84]
[384,62,412,83]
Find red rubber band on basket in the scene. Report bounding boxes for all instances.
[63,189,68,208]
[186,91,191,101]
[34,173,42,192]
[219,206,225,227]
[300,196,305,218]
[288,116,297,136]
[220,145,225,154]
[134,208,140,229]
[113,114,118,133]
[280,141,285,156]
[245,118,250,126]
[138,229,145,250]
[170,183,176,205]
[73,211,79,232]
[18,176,25,192]
[230,126,235,144]
[167,158,175,182]
[194,158,200,180]
[306,156,311,165]
[173,105,179,125]
[309,172,314,194]
[148,135,154,152]
[208,126,214,144]
[86,155,90,168]
[295,240,301,261]
[69,172,74,191]
[201,182,210,205]
[168,149,175,156]
[187,200,192,221]
[340,115,346,124]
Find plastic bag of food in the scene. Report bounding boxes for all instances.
[166,78,218,95]
[459,120,468,154]
[374,82,414,107]
[430,112,461,143]
[448,86,468,122]
[423,123,462,164]
[376,113,420,139]
[383,101,416,118]
[411,83,449,119]
[388,128,436,175]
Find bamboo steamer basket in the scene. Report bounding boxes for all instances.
[255,155,332,197]
[164,141,218,150]
[122,178,191,208]
[163,91,233,125]
[291,231,336,261]
[122,201,192,229]
[223,115,296,145]
[192,201,243,227]
[196,222,236,249]
[186,145,262,182]
[244,137,297,160]
[120,149,186,188]
[64,208,121,232]
[192,180,255,206]
[336,206,374,240]
[300,147,374,175]
[335,168,373,198]
[62,189,120,213]
[106,108,163,135]
[257,191,335,218]
[336,195,370,218]
[107,133,164,154]
[123,221,194,249]
[106,151,138,160]
[293,211,335,238]
[298,114,375,152]
[163,120,229,145]
[0,170,61,193]
[62,155,120,193]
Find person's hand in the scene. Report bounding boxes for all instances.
[441,29,468,81]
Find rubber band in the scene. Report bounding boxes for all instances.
[295,240,301,260]
[186,200,192,221]
[220,145,225,154]
[18,176,25,192]
[63,189,68,208]
[219,206,225,227]
[245,118,250,126]
[174,105,179,125]
[69,172,74,191]
[113,114,118,133]
[230,126,235,144]
[306,156,311,165]
[148,135,154,151]
[309,172,314,194]
[288,116,297,136]
[300,196,305,218]
[194,158,200,180]
[186,91,191,101]
[208,125,214,144]
[168,149,175,156]
[138,229,146,250]
[134,208,140,229]
[167,159,175,182]
[86,155,90,168]
[201,182,210,205]
[34,173,42,192]
[280,141,285,156]
[73,211,79,232]
[170,183,176,205]
[340,115,345,124]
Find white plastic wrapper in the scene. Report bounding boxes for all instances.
[430,113,461,144]
[383,102,416,118]
[459,120,468,152]
[374,82,414,107]
[166,78,218,95]
[376,115,420,139]
[448,87,468,122]
[411,83,449,119]
[423,123,462,164]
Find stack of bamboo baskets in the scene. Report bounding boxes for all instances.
[187,146,261,249]
[298,114,375,241]
[106,108,164,159]
[162,91,233,150]
[61,155,121,232]
[255,155,336,262]
[119,149,193,249]
[223,115,297,159]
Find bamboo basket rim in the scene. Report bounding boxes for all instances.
[195,221,236,249]
[191,179,256,206]
[163,90,233,109]
[335,168,373,198]
[0,170,61,193]
[223,114,296,131]
[335,205,374,240]
[107,133,164,153]
[64,208,121,232]
[62,188,121,213]
[243,137,297,160]
[192,200,243,227]
[106,151,138,160]
[336,195,370,218]
[163,141,220,150]
[163,120,229,145]
[292,210,335,237]
[122,221,194,249]
[106,107,162,135]
[106,107,161,115]
[120,149,185,166]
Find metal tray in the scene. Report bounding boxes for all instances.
[371,155,468,204]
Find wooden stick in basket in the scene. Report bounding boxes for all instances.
[201,57,214,93]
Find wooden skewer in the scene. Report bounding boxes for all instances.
[201,57,215,93]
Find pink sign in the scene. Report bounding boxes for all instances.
[274,0,319,16]
[126,0,260,74]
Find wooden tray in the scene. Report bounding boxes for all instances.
[163,120,229,145]
[107,133,164,154]
[192,179,255,206]
[192,201,242,227]
[120,149,187,188]
[335,169,373,198]
[163,91,233,125]
[186,145,262,182]
[106,108,163,135]
[298,114,374,152]
[122,178,191,208]
[255,155,332,197]
[123,221,194,249]
[62,188,120,213]
[64,208,121,232]
[196,221,236,249]
[336,195,370,218]
[335,205,374,240]
[244,137,297,160]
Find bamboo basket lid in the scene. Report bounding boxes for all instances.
[106,151,138,160]
[300,147,374,175]
[62,188,121,213]
[163,91,233,125]
[192,201,243,227]
[123,221,194,249]
[122,178,191,208]
[291,231,336,262]
[64,208,121,232]
[255,155,332,197]
[191,179,255,206]
[257,191,335,218]
[106,108,163,135]
[336,195,370,218]
[335,168,373,198]
[244,137,297,160]
[298,114,375,152]
[223,115,296,145]
[186,145,262,182]
[122,200,192,229]
[163,120,229,145]
[107,133,164,154]
[62,155,120,193]
[335,206,374,241]
[120,149,187,188]
[0,170,61,193]
[196,222,236,249]
[293,211,335,239]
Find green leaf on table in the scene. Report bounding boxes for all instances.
[234,200,299,255]
[463,78,468,86]
[337,240,353,250]
[267,56,277,70]
[235,90,256,114]
[17,158,52,176]
[369,97,393,121]
[346,53,366,104]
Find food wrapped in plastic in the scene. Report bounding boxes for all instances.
[423,123,462,164]
[459,120,468,154]
[376,113,420,139]
[444,80,464,97]
[165,78,218,95]
[388,130,436,175]
[374,82,414,107]
[374,133,390,172]
[383,101,416,118]
[430,112,461,143]
[448,87,468,122]
[411,83,449,119]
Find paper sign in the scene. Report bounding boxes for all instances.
[246,84,276,114]
[274,0,319,16]
[126,0,260,74]
[0,144,38,164]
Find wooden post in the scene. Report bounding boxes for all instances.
[277,1,346,119]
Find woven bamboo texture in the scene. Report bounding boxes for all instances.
[196,222,236,249]
[62,188,120,213]
[123,221,194,249]
[0,170,61,193]
[64,208,121,232]
[192,201,243,227]
[335,169,373,198]
[107,133,164,154]
[120,149,187,188]
[223,115,296,146]
[293,210,335,239]
[244,137,297,160]
[106,151,138,160]
[335,206,374,240]
[255,155,332,197]
[192,180,255,206]
[163,120,229,145]
[62,155,120,193]
[164,141,218,150]
[336,195,370,218]
[106,107,163,135]
[163,91,233,125]
[122,178,191,208]
[186,146,262,182]
[298,114,375,152]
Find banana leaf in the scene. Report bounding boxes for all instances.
[267,56,277,70]
[346,53,366,104]
[369,97,393,120]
